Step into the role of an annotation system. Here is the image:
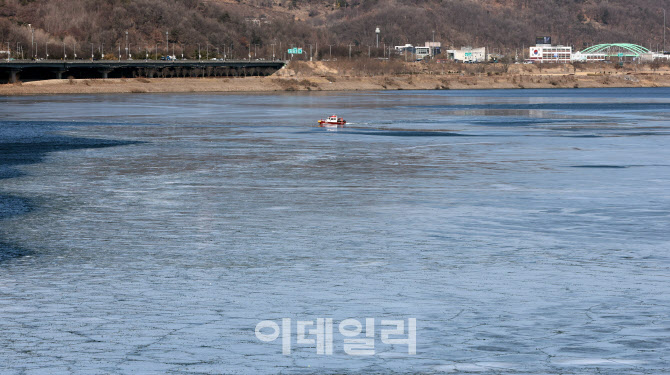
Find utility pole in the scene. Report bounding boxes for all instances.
[664,8,666,53]
[125,31,129,59]
[329,44,332,60]
[166,31,169,58]
[309,44,312,61]
[271,43,275,60]
[348,43,353,59]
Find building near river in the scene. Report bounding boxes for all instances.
[415,42,441,60]
[529,43,572,63]
[529,39,654,63]
[394,44,414,54]
[571,51,607,62]
[446,47,486,62]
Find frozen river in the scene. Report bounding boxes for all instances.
[1,88,670,374]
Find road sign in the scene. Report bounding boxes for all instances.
[464,52,472,57]
[618,53,624,57]
[288,48,303,54]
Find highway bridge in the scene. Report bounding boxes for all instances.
[0,60,286,83]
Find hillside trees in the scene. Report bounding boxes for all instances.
[0,0,669,60]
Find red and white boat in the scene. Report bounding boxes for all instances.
[318,115,346,126]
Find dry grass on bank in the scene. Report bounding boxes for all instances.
[2,60,670,96]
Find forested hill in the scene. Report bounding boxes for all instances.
[1,0,668,59]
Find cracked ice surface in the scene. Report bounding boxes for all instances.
[1,89,670,374]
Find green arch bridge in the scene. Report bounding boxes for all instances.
[580,43,650,57]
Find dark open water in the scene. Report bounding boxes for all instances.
[1,88,669,374]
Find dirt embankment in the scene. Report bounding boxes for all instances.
[2,61,670,96]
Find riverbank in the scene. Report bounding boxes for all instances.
[2,61,670,95]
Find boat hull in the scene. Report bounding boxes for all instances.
[318,120,346,126]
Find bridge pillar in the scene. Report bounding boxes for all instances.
[99,69,112,79]
[9,69,19,83]
[56,70,65,79]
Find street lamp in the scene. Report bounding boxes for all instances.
[166,31,169,58]
[375,27,380,48]
[125,31,128,59]
[29,24,34,59]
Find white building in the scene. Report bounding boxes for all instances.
[414,42,441,60]
[446,47,486,62]
[571,51,606,62]
[640,53,670,62]
[528,43,572,63]
[394,44,414,54]
[415,46,431,60]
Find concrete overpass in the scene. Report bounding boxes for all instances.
[0,60,286,83]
